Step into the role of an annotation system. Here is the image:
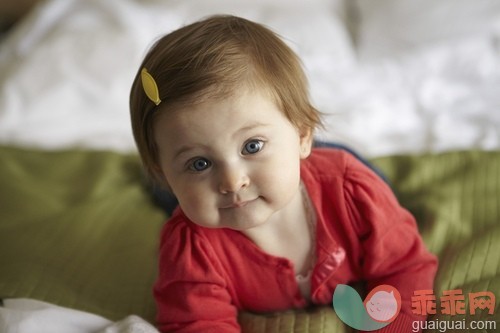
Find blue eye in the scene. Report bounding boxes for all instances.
[189,158,211,172]
[242,140,264,155]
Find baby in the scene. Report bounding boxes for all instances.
[129,15,437,333]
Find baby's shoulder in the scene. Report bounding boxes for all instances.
[158,210,222,265]
[303,148,358,179]
[161,209,203,242]
[302,148,385,195]
[160,209,233,253]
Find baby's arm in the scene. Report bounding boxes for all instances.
[344,157,438,333]
[154,219,240,333]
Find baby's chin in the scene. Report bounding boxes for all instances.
[218,216,268,231]
[185,213,261,230]
[183,199,273,230]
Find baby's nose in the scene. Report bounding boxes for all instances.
[218,166,250,194]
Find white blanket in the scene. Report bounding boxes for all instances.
[1,0,498,157]
[0,299,159,333]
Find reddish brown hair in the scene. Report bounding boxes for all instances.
[130,15,322,184]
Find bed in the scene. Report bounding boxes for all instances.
[1,0,499,332]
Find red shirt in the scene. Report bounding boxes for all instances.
[154,149,438,332]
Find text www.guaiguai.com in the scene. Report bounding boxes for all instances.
[412,319,497,332]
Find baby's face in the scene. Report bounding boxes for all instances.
[153,88,312,230]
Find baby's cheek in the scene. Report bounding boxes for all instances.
[266,158,300,186]
[176,189,204,213]
[258,171,290,197]
[181,201,213,226]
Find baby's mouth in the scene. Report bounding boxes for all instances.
[221,197,258,209]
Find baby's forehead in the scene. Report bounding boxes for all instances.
[158,84,279,115]
[155,89,292,133]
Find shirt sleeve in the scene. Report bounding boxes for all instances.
[342,155,438,333]
[154,217,240,333]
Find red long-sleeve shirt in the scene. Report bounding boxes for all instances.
[154,148,438,332]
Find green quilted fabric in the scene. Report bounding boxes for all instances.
[0,146,499,331]
[374,152,500,333]
[239,307,349,333]
[0,146,165,322]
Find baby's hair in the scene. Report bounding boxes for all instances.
[130,14,322,184]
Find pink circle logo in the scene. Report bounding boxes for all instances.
[364,285,402,323]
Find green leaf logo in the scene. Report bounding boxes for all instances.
[332,284,401,331]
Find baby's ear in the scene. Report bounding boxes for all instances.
[299,127,313,159]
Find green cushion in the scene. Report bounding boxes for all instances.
[0,146,165,322]
[1,146,499,331]
[374,151,500,331]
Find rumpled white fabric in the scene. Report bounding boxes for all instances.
[0,299,159,333]
[0,0,498,157]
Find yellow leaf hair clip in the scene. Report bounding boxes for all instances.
[141,68,161,106]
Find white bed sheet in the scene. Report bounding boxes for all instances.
[0,299,159,333]
[1,0,498,157]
